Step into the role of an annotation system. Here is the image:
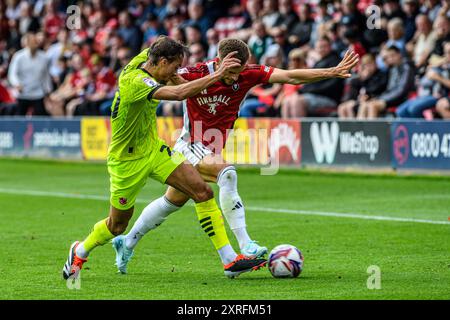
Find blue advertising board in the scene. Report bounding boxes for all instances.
[391,121,450,170]
[0,118,81,159]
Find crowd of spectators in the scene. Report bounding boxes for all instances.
[1,0,450,120]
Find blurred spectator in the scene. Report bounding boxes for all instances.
[206,28,219,60]
[401,0,420,42]
[279,48,308,118]
[0,81,16,115]
[288,3,314,47]
[271,26,295,62]
[407,14,437,70]
[7,32,52,116]
[142,13,166,46]
[0,5,9,41]
[185,23,204,46]
[45,53,86,116]
[240,44,283,117]
[428,15,450,66]
[359,45,415,119]
[248,20,273,64]
[66,55,116,117]
[376,17,407,70]
[169,26,187,44]
[185,0,212,37]
[214,2,248,40]
[117,11,142,54]
[341,0,367,37]
[0,40,10,79]
[6,0,21,20]
[272,0,298,33]
[436,96,450,118]
[326,21,348,58]
[6,16,22,52]
[310,0,332,46]
[342,28,367,59]
[261,0,280,30]
[396,42,450,118]
[286,37,344,117]
[421,0,442,21]
[188,42,206,65]
[46,29,71,85]
[42,0,64,42]
[111,46,133,76]
[383,0,406,20]
[1,0,449,120]
[338,54,388,119]
[18,1,40,35]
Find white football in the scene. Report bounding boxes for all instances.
[268,244,304,278]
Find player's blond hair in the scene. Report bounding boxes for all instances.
[218,38,250,66]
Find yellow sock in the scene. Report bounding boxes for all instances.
[195,198,230,250]
[82,218,115,253]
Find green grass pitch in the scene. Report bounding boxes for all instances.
[0,158,449,300]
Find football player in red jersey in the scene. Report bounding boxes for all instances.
[114,38,359,275]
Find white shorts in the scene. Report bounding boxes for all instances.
[173,139,213,166]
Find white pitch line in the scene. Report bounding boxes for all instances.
[0,187,449,226]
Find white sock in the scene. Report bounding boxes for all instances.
[125,196,180,249]
[218,244,237,265]
[217,166,252,249]
[76,242,88,259]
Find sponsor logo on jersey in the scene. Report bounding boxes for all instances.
[207,102,219,114]
[196,95,231,114]
[264,66,271,73]
[177,67,188,74]
[142,77,158,87]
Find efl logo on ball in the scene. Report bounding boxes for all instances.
[268,244,304,278]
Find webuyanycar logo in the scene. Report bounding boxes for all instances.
[309,122,381,164]
[393,125,409,165]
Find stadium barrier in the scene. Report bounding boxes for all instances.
[0,117,449,171]
[391,121,450,170]
[301,120,391,167]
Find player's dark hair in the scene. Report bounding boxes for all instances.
[218,38,250,66]
[147,35,188,65]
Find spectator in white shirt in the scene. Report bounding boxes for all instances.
[7,32,52,116]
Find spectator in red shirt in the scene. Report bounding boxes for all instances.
[42,1,64,42]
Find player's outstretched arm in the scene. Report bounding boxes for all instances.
[153,52,240,101]
[268,50,359,85]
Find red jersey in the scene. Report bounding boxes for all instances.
[178,59,274,152]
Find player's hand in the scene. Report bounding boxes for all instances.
[333,50,359,78]
[216,51,242,76]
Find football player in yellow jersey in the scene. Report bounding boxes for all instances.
[62,36,267,281]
